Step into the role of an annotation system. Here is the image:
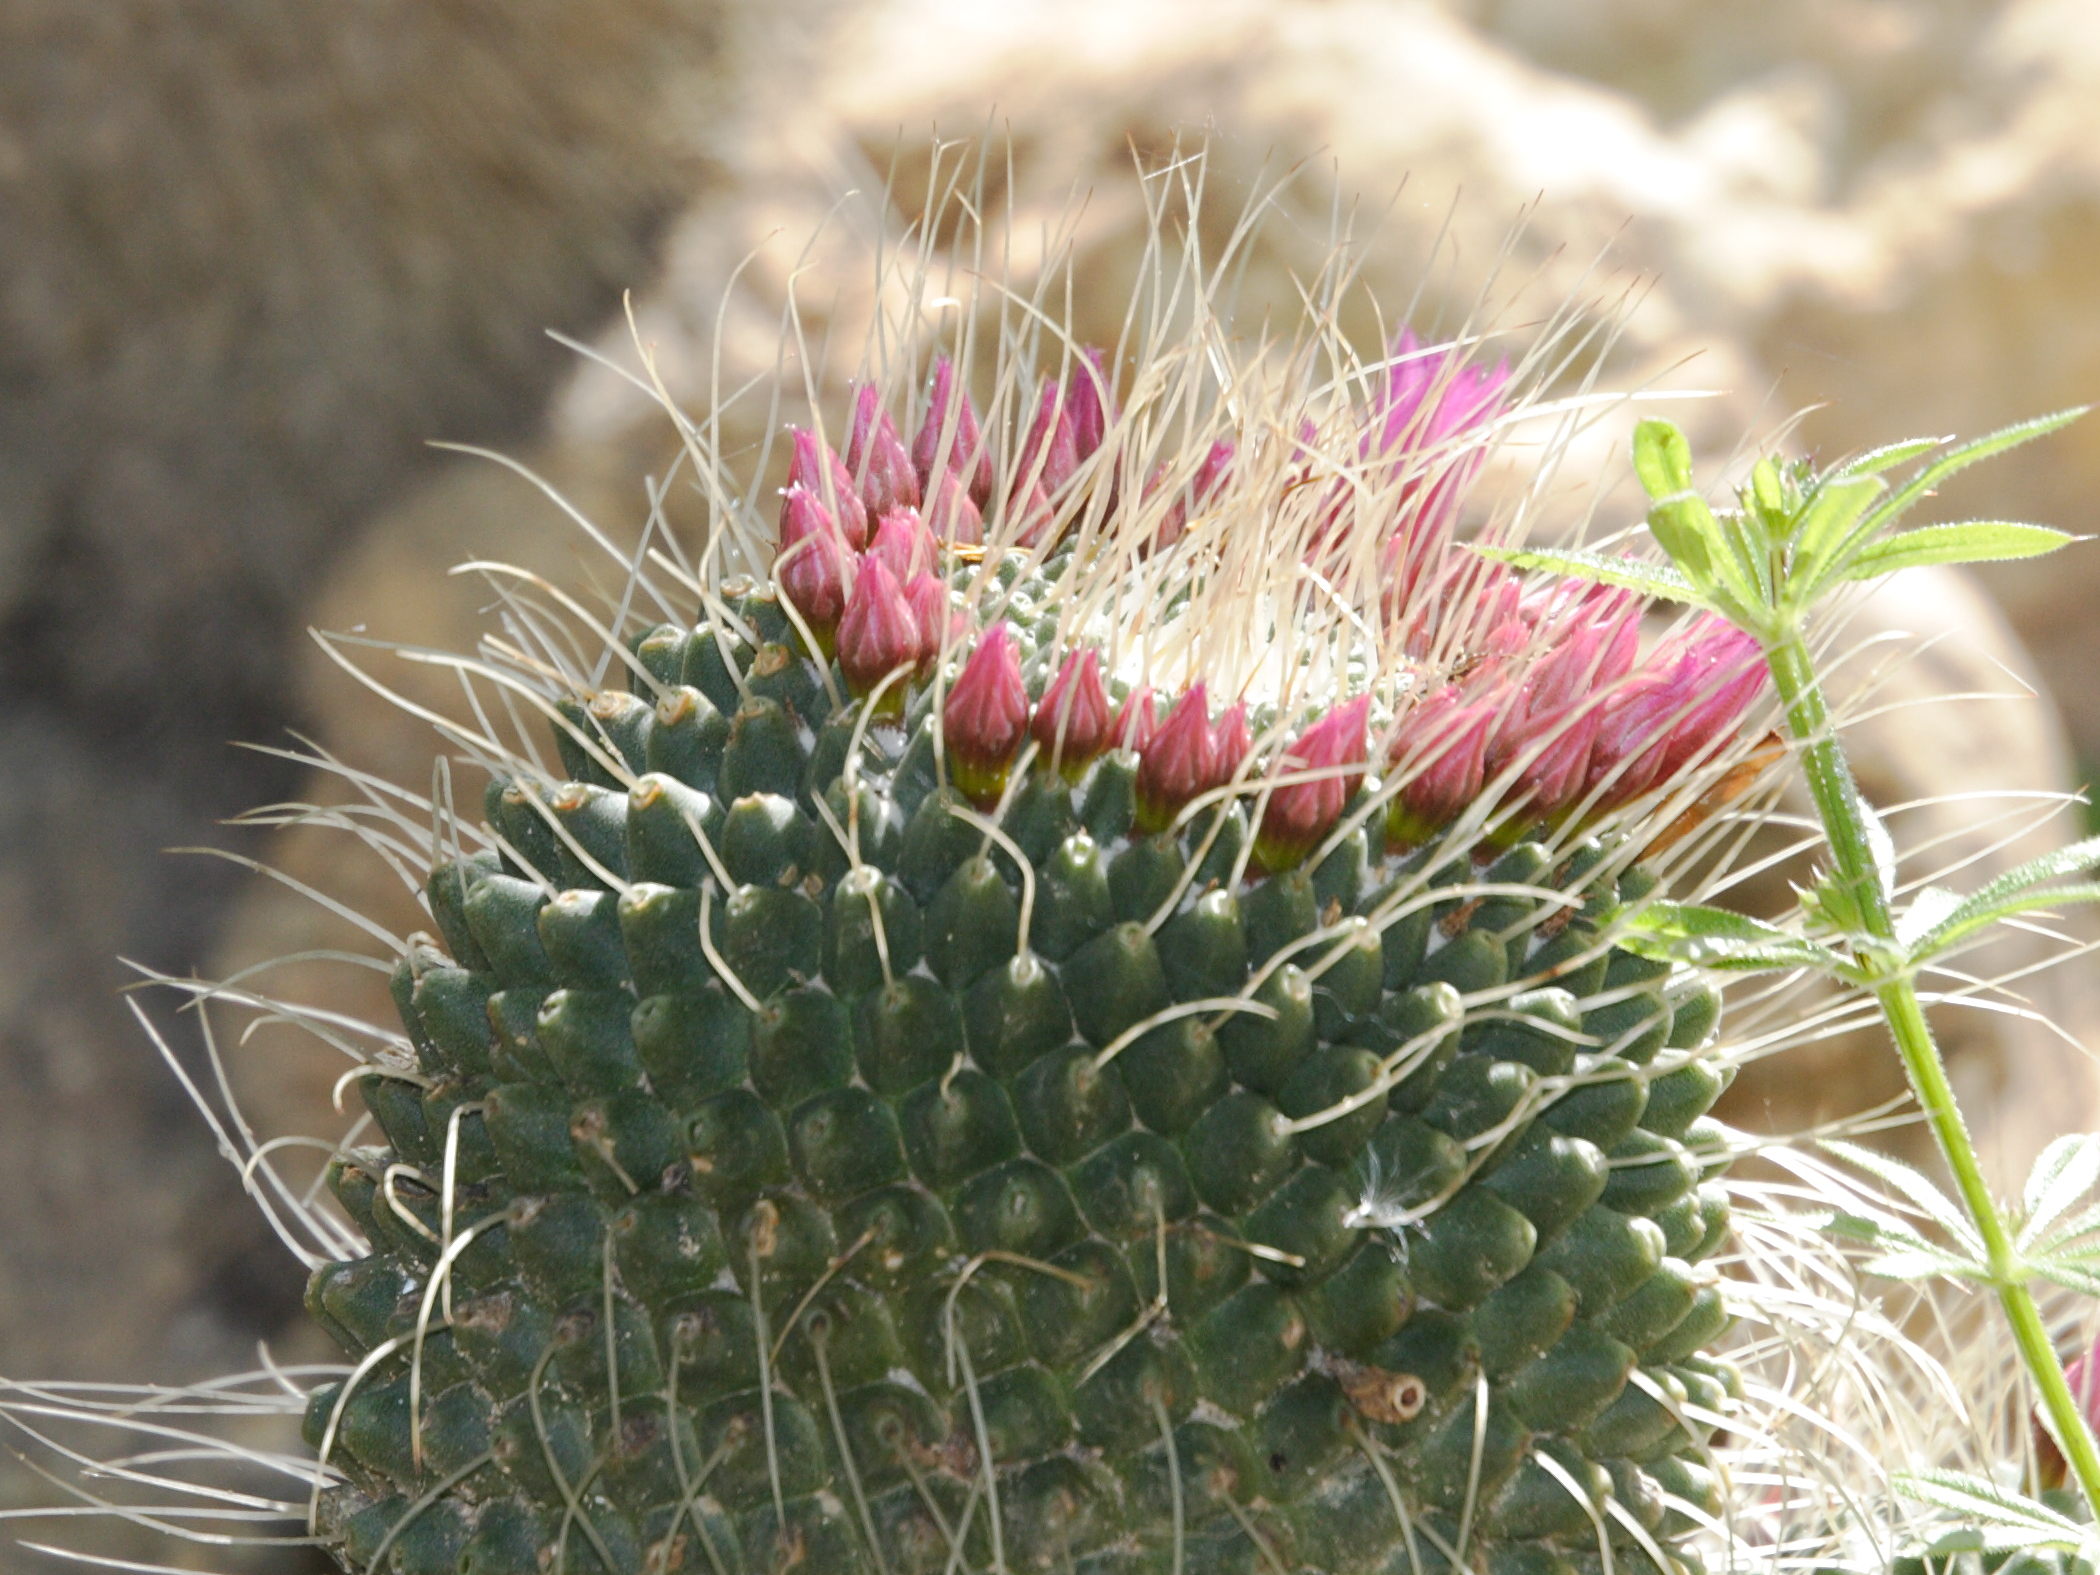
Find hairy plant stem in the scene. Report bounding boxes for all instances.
[1764,632,2100,1518]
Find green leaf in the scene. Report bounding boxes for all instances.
[1859,800,1899,910]
[1748,456,1788,538]
[1896,1468,2088,1546]
[1815,1213,1985,1280]
[1468,544,1709,607]
[1944,834,2100,914]
[1717,508,1777,605]
[1850,406,2089,548]
[1865,1247,1992,1282]
[2031,1259,2100,1297]
[1894,885,1964,950]
[2032,1198,2100,1255]
[1824,1138,1984,1247]
[1631,418,1696,498]
[1614,902,1843,975]
[1836,521,2074,581]
[1907,834,2100,959]
[2021,1135,2100,1248]
[1915,885,2100,961]
[1787,474,1884,595]
[1630,420,1739,603]
[1645,493,1724,597]
[2032,1226,2100,1268]
[1798,867,1867,936]
[1835,435,1950,478]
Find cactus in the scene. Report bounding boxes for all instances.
[6,149,1897,1575]
[281,214,1781,1571]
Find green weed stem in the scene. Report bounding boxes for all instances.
[1763,633,2100,1519]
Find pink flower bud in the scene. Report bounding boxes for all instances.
[902,572,962,666]
[1257,696,1371,872]
[1149,439,1234,553]
[924,469,984,546]
[1031,648,1113,775]
[788,426,868,549]
[1008,351,1112,536]
[1523,585,1641,716]
[775,485,855,638]
[1211,704,1252,785]
[1014,379,1076,487]
[1136,685,1218,833]
[1584,669,1681,807]
[945,623,1030,806]
[1111,686,1159,754]
[837,557,920,699]
[1370,328,1510,463]
[1493,697,1603,818]
[1009,477,1059,547]
[912,357,992,507]
[1369,329,1512,627]
[1649,623,1765,782]
[846,384,921,519]
[1386,550,1519,661]
[1386,687,1496,849]
[1584,621,1765,811]
[1064,347,1112,464]
[867,506,937,584]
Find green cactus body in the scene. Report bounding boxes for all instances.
[304,528,1744,1575]
[264,155,1796,1567]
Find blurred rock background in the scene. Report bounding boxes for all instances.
[7,0,2100,1562]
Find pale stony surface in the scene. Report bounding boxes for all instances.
[13,0,2100,1561]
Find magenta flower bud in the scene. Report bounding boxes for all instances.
[867,506,937,584]
[1211,704,1252,786]
[902,571,962,666]
[1012,371,1083,499]
[1369,329,1512,624]
[1386,687,1496,849]
[1649,623,1765,781]
[1149,439,1234,552]
[1013,349,1113,511]
[1523,585,1642,716]
[1584,669,1682,808]
[1009,477,1060,547]
[1257,696,1371,873]
[1494,697,1603,819]
[912,357,992,507]
[1111,686,1159,754]
[1135,685,1218,833]
[1370,328,1510,462]
[837,556,920,702]
[944,623,1030,806]
[775,485,855,641]
[924,469,984,546]
[788,426,869,549]
[1063,347,1112,464]
[846,383,921,519]
[1031,648,1113,776]
[1583,621,1764,811]
[1464,563,1526,653]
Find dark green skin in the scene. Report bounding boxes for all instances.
[309,592,1735,1575]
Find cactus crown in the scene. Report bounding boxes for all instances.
[0,146,1997,1575]
[271,145,1787,1575]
